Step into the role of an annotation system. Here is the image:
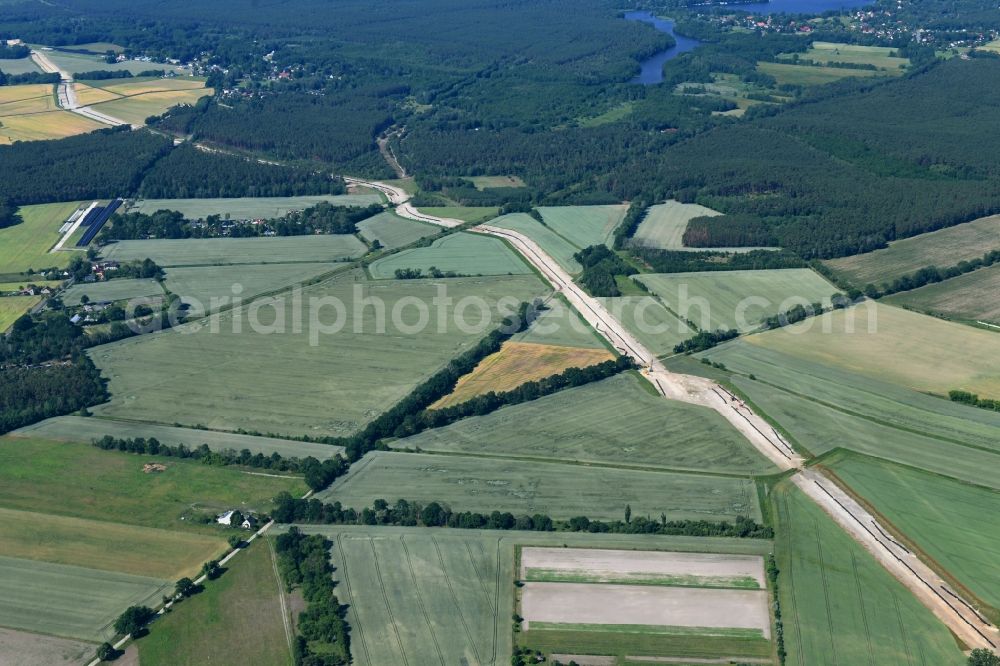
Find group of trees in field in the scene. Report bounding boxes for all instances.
[673,328,739,354]
[91,435,349,491]
[0,70,60,86]
[271,494,774,539]
[274,528,350,665]
[850,249,1000,298]
[613,199,650,249]
[574,244,637,297]
[0,360,107,434]
[949,390,1000,413]
[632,248,805,273]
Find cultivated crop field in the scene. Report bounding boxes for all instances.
[285,524,773,666]
[0,295,40,332]
[138,540,292,666]
[536,205,627,249]
[419,206,500,223]
[357,210,440,249]
[39,49,188,76]
[62,277,163,305]
[824,214,1000,286]
[84,79,213,126]
[638,269,839,332]
[368,231,531,279]
[164,262,340,315]
[0,627,93,666]
[0,201,82,273]
[318,450,762,521]
[0,554,169,642]
[632,200,721,250]
[757,61,884,86]
[16,415,344,459]
[90,272,547,437]
[469,175,526,189]
[0,86,105,142]
[100,234,367,266]
[0,56,42,74]
[596,296,694,357]
[830,453,1000,617]
[73,82,123,106]
[491,213,583,274]
[772,482,965,666]
[743,301,1000,396]
[430,341,614,408]
[512,297,606,349]
[884,262,1000,325]
[786,42,909,70]
[129,194,383,219]
[395,373,776,475]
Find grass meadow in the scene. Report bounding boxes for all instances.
[90,272,547,437]
[396,372,777,475]
[469,175,526,189]
[15,415,344,459]
[772,482,965,666]
[318,450,762,521]
[0,295,40,332]
[490,213,583,274]
[800,42,909,69]
[0,56,42,75]
[885,262,1000,325]
[62,277,163,305]
[100,234,367,266]
[0,201,82,273]
[129,194,383,219]
[638,269,840,332]
[41,49,188,76]
[824,214,1000,286]
[138,540,292,666]
[88,89,210,125]
[536,205,627,249]
[830,453,1000,618]
[757,61,884,86]
[357,210,440,249]
[368,232,531,279]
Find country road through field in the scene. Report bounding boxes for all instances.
[344,177,998,653]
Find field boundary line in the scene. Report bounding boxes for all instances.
[368,538,409,666]
[334,536,371,666]
[398,536,446,665]
[266,536,295,660]
[430,536,484,665]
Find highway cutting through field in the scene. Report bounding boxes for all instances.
[345,176,999,652]
[30,48,131,128]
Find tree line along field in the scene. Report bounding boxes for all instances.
[89,271,548,438]
[0,201,82,273]
[137,539,293,666]
[129,193,383,219]
[771,482,966,666]
[39,48,189,76]
[318,450,762,522]
[430,340,614,409]
[100,234,368,266]
[827,453,1000,620]
[884,262,1000,325]
[357,210,440,250]
[630,200,773,252]
[823,213,1000,286]
[637,269,840,333]
[368,232,532,279]
[283,525,773,666]
[393,372,777,476]
[15,415,344,459]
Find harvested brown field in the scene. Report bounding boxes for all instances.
[430,340,614,409]
[0,626,93,665]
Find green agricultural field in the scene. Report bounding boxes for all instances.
[37,49,188,76]
[129,194,383,219]
[468,175,526,189]
[512,296,605,349]
[0,436,306,529]
[62,277,163,305]
[597,296,694,357]
[490,213,583,274]
[757,61,883,86]
[884,262,1000,325]
[536,205,627,249]
[829,453,1000,617]
[824,214,1000,286]
[0,507,225,580]
[15,416,344,459]
[357,210,440,250]
[368,232,531,279]
[0,56,42,75]
[0,295,40,332]
[164,262,340,315]
[0,554,169,642]
[90,272,547,438]
[772,482,965,666]
[138,540,292,666]
[743,301,1000,397]
[638,269,840,333]
[419,206,500,223]
[632,200,721,250]
[788,41,909,70]
[0,109,106,144]
[100,234,367,266]
[318,450,762,521]
[0,201,82,273]
[283,524,772,666]
[87,87,211,125]
[391,373,777,475]
[0,279,62,292]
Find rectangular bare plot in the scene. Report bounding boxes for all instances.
[521,583,770,638]
[521,548,765,589]
[0,627,93,666]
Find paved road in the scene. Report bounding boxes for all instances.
[343,177,464,228]
[349,185,997,652]
[30,49,130,127]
